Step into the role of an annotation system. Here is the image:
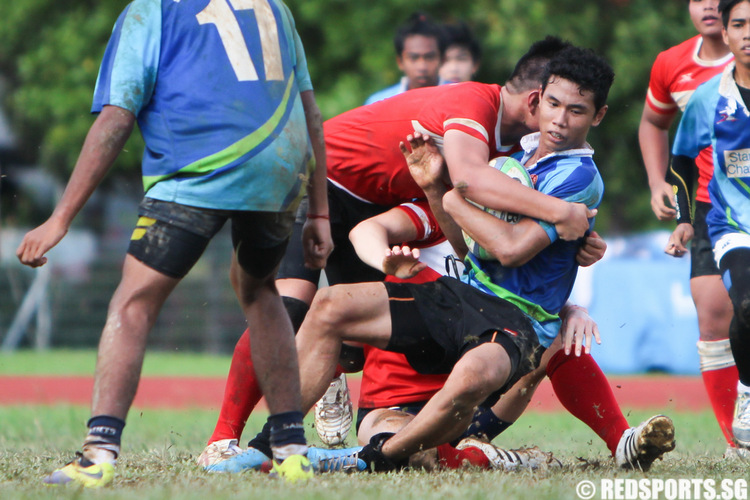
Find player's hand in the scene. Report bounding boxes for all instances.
[302,217,333,270]
[382,245,427,279]
[650,181,677,221]
[560,304,600,356]
[400,132,448,191]
[576,231,607,267]
[556,203,596,241]
[16,217,69,268]
[664,223,693,258]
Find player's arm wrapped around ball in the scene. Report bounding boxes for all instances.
[443,157,550,267]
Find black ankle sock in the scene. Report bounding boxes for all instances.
[87,415,126,446]
[247,421,273,458]
[268,411,306,448]
[455,407,512,444]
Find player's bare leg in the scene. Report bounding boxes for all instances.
[231,256,301,415]
[488,340,559,425]
[693,276,734,342]
[277,278,318,306]
[297,282,393,413]
[358,409,415,445]
[92,255,180,420]
[42,255,181,487]
[381,343,512,461]
[692,275,738,450]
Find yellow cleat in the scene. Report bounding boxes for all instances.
[43,453,115,488]
[268,455,314,483]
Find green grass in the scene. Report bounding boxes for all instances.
[0,405,745,500]
[0,349,233,376]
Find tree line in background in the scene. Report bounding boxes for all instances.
[1,0,694,234]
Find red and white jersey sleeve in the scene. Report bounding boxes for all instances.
[646,35,732,115]
[645,35,733,203]
[325,83,504,206]
[394,201,466,279]
[396,201,441,244]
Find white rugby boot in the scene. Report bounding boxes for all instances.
[456,438,562,471]
[314,373,353,446]
[732,384,750,449]
[196,439,243,470]
[615,415,675,470]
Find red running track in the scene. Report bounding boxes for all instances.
[0,375,710,412]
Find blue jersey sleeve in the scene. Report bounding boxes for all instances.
[534,157,603,242]
[277,0,312,93]
[672,78,720,159]
[92,0,161,115]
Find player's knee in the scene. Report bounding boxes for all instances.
[307,287,347,335]
[696,298,733,340]
[453,361,507,407]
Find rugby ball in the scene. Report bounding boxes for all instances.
[462,156,533,261]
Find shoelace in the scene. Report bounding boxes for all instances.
[318,403,348,420]
[316,451,361,472]
[737,394,750,425]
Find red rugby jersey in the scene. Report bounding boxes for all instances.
[325,82,510,206]
[646,35,733,203]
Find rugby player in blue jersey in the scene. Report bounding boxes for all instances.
[16,0,332,487]
[286,46,645,471]
[671,0,750,451]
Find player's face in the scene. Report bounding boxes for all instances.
[537,77,606,155]
[722,1,750,73]
[397,35,442,89]
[689,0,722,38]
[439,45,479,83]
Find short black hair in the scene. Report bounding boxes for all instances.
[719,0,750,26]
[506,36,572,93]
[443,22,482,62]
[394,12,446,56]
[541,46,615,111]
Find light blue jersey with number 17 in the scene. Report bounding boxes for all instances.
[92,0,314,212]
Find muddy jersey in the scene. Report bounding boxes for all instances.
[646,35,733,203]
[464,134,603,348]
[93,0,313,211]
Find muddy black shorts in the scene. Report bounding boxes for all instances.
[383,277,543,405]
[691,201,721,279]
[128,198,294,279]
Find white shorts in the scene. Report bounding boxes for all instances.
[714,232,750,268]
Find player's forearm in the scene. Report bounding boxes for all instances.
[301,90,329,217]
[421,185,467,258]
[638,111,672,191]
[349,222,390,272]
[453,167,570,227]
[443,190,542,267]
[51,106,134,227]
